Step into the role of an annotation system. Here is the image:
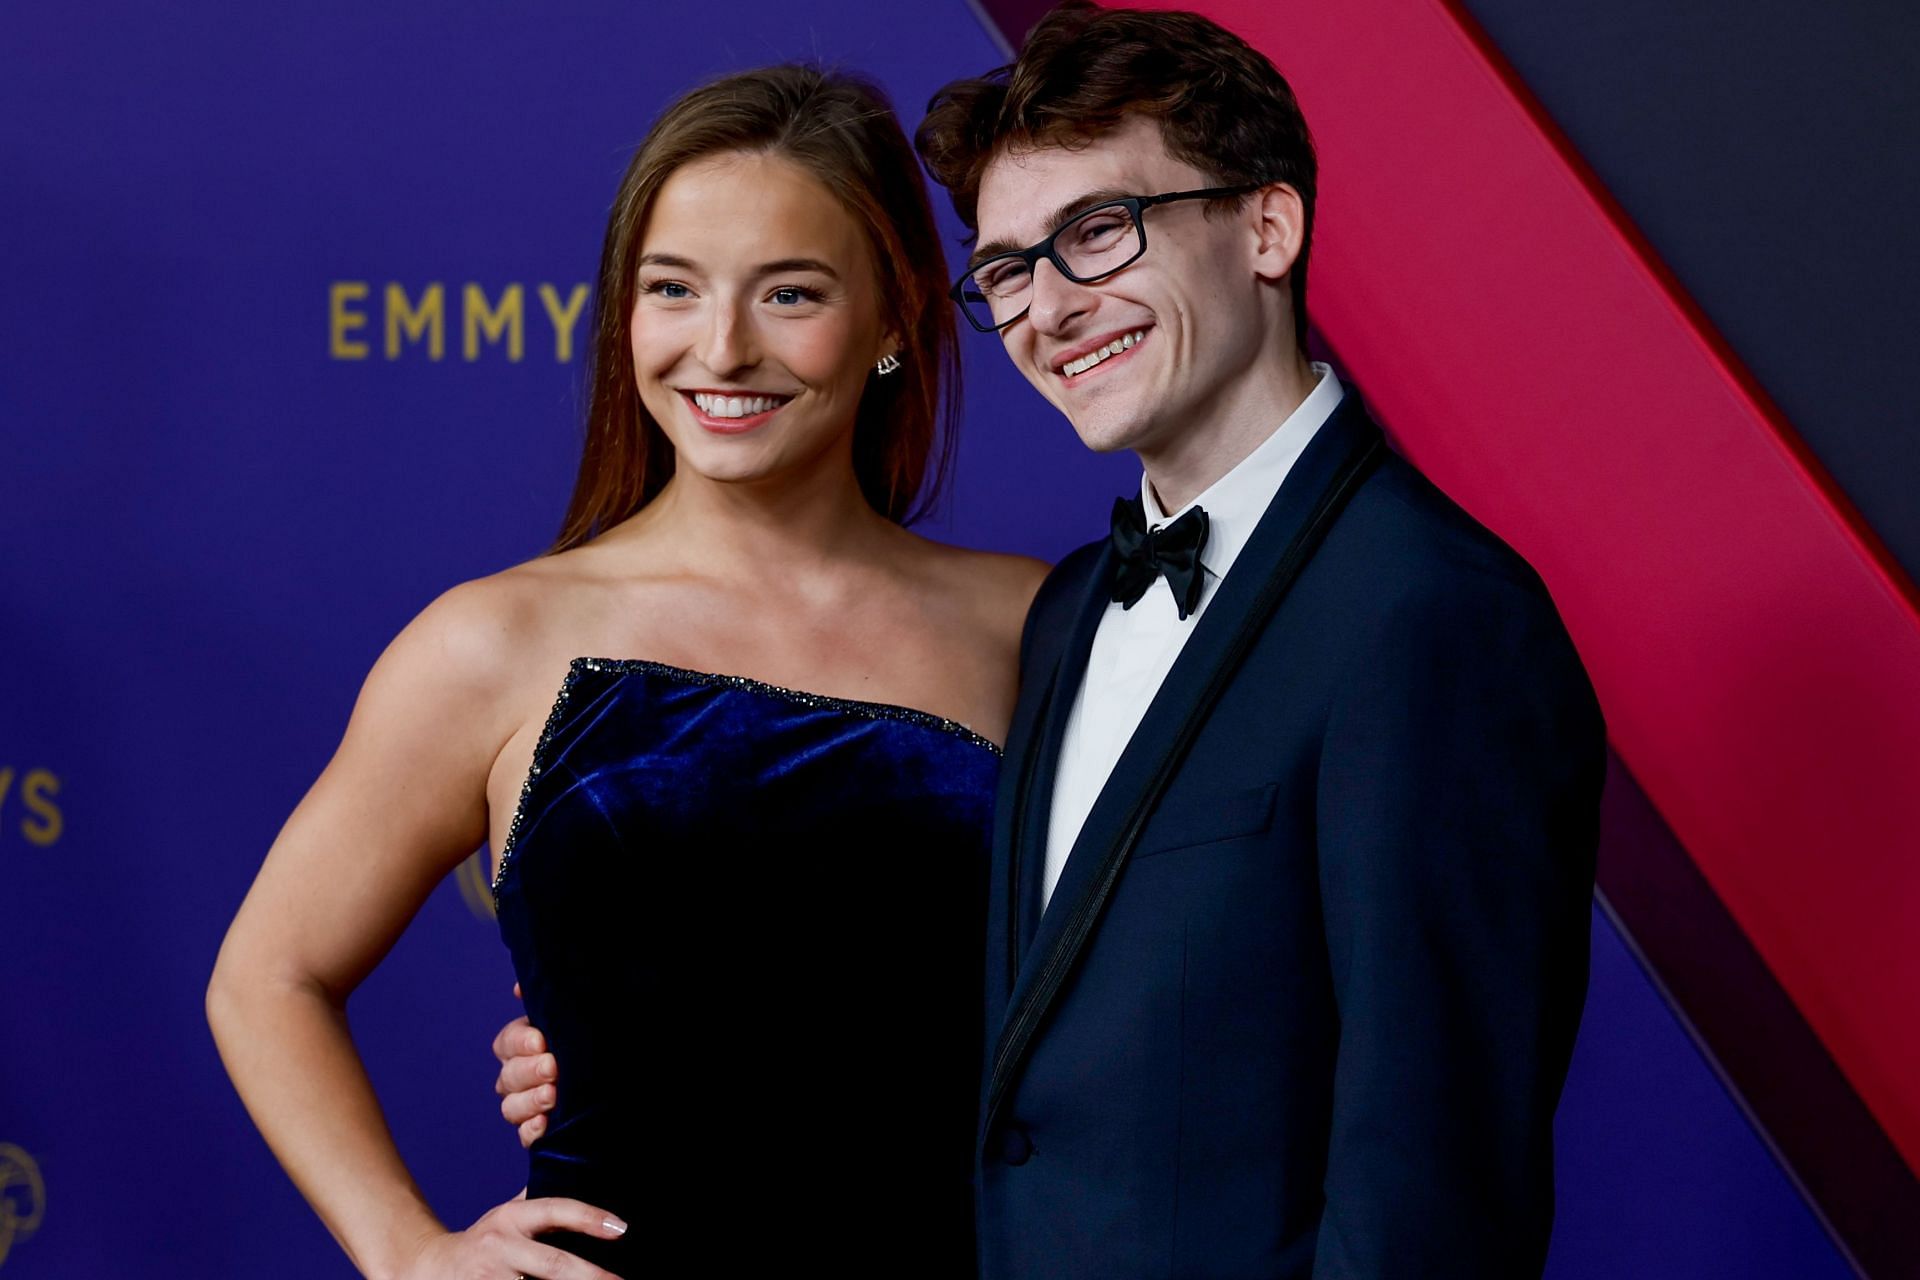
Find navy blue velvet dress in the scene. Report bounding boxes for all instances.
[493,658,999,1275]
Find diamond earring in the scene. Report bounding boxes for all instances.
[875,352,902,376]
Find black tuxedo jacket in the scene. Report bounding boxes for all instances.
[975,390,1606,1278]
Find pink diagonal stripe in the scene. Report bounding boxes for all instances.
[1123,0,1920,1172]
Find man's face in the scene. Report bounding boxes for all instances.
[972,116,1277,457]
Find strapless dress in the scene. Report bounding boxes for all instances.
[493,658,999,1275]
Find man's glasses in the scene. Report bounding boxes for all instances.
[950,185,1261,333]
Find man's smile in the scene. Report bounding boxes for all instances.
[1052,326,1152,385]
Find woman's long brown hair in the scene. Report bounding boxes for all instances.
[552,65,960,551]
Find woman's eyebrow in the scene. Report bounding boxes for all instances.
[637,252,839,279]
[756,257,840,279]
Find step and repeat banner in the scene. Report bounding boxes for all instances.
[1,2,1855,1275]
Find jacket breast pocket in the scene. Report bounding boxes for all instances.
[1131,782,1278,861]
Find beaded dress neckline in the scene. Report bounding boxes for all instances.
[490,656,1003,903]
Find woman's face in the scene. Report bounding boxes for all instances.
[631,149,890,495]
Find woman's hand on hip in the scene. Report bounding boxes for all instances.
[394,1196,626,1279]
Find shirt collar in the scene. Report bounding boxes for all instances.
[1140,362,1343,580]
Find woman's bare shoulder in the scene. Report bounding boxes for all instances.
[902,536,1053,641]
[405,562,550,668]
[375,553,602,711]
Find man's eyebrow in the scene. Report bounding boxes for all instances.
[636,253,840,279]
[967,186,1136,270]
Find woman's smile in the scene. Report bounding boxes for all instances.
[679,388,797,434]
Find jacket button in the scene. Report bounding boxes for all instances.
[994,1123,1034,1166]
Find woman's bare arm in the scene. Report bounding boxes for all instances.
[206,582,622,1279]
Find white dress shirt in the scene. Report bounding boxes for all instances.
[1040,364,1343,908]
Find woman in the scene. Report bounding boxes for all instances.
[207,65,1044,1279]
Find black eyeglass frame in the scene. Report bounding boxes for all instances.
[950,184,1264,333]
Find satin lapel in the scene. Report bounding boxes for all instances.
[983,393,1385,1141]
[987,574,1072,1010]
[1008,546,1117,977]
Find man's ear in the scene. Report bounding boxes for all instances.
[1249,182,1306,283]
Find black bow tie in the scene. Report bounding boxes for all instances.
[1109,496,1211,620]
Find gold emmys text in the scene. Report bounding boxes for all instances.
[329,282,592,362]
[0,769,61,846]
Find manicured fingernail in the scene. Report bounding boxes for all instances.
[603,1216,628,1236]
[540,1055,556,1080]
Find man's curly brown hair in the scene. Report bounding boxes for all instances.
[915,1,1317,349]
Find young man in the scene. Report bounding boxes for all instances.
[498,4,1604,1274]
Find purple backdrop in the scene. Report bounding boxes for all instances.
[0,1,1848,1275]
